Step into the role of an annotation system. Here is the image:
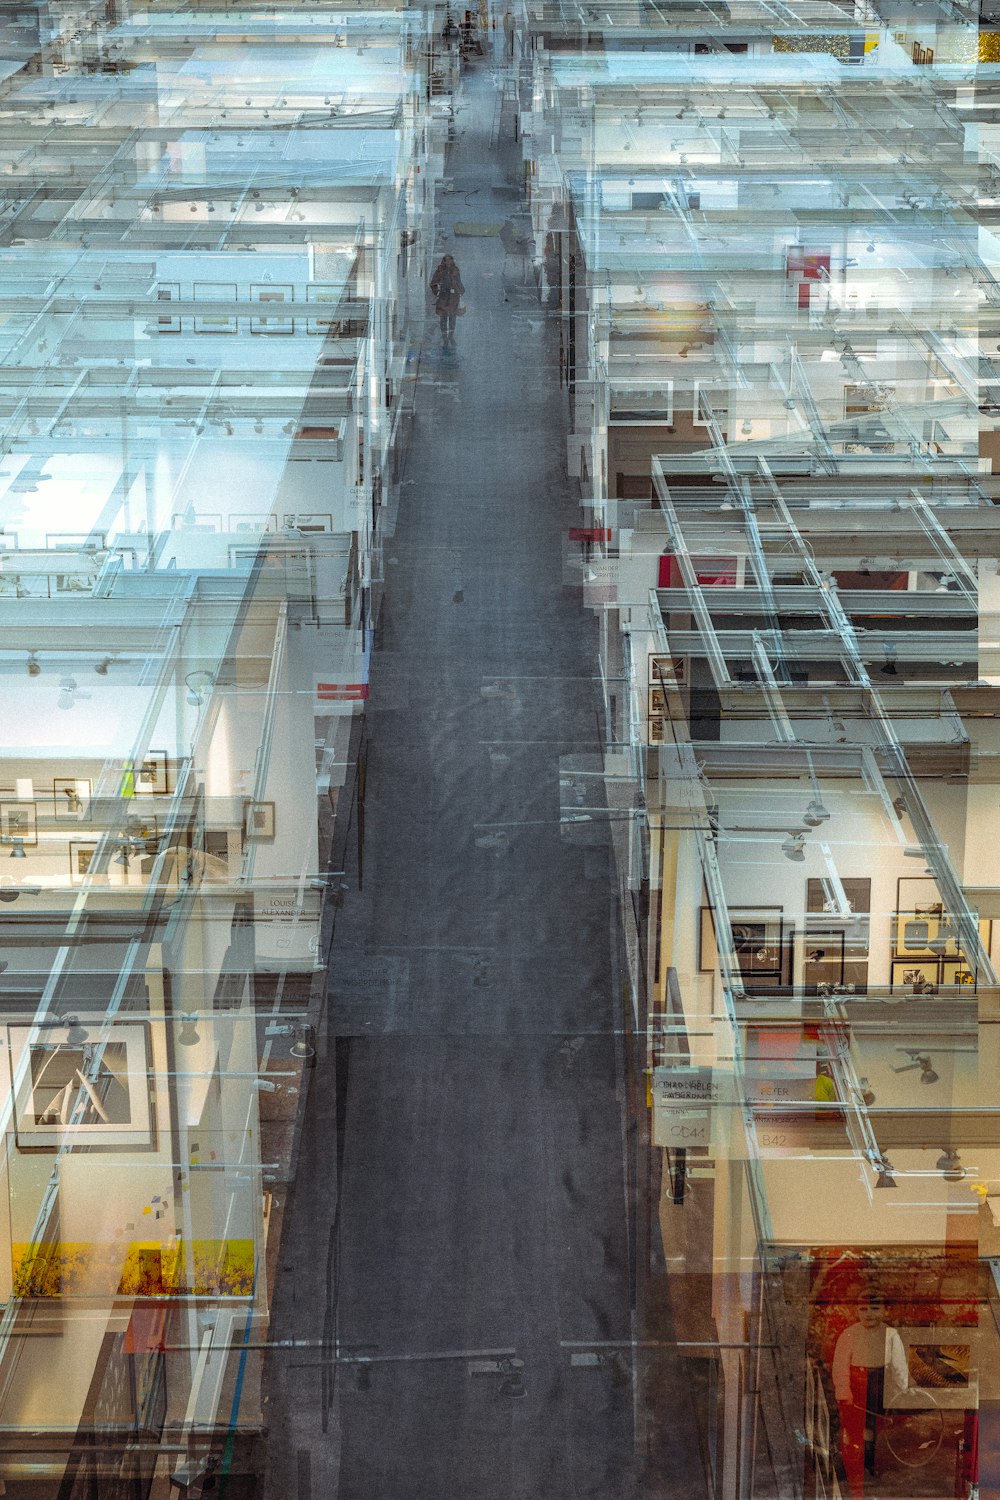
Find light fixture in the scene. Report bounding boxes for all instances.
[874,1156,897,1189]
[8,840,25,860]
[937,1148,965,1182]
[290,1024,316,1059]
[781,831,806,862]
[893,1050,939,1084]
[176,1015,200,1046]
[880,644,898,677]
[741,418,752,435]
[185,670,214,707]
[94,656,113,675]
[63,1015,88,1045]
[26,652,40,677]
[802,798,830,828]
[857,1076,876,1106]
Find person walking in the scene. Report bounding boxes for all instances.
[430,253,465,351]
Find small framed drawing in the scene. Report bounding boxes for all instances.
[242,800,276,843]
[893,1327,976,1409]
[8,1019,154,1151]
[306,283,342,335]
[155,282,181,334]
[69,841,99,882]
[193,281,238,335]
[251,285,294,335]
[941,959,978,988]
[53,777,92,820]
[137,750,169,796]
[0,800,37,848]
[890,959,940,993]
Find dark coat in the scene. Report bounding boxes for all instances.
[431,259,464,314]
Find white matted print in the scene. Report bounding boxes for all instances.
[8,1020,152,1150]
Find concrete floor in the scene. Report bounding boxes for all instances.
[261,55,705,1500]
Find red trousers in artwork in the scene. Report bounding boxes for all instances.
[838,1364,883,1499]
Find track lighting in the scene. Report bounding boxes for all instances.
[781,831,806,862]
[893,1050,939,1084]
[176,1015,200,1046]
[94,656,113,675]
[802,799,830,828]
[8,840,25,859]
[874,1156,896,1189]
[937,1148,965,1182]
[291,1024,316,1060]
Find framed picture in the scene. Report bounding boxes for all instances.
[251,285,294,335]
[193,281,237,335]
[155,282,181,334]
[648,653,686,687]
[242,799,276,842]
[700,905,787,980]
[894,1327,977,1409]
[53,777,92,820]
[137,750,169,797]
[228,513,278,534]
[0,800,37,848]
[69,840,99,881]
[941,959,978,988]
[799,929,846,990]
[306,283,343,335]
[890,958,940,993]
[282,513,333,534]
[8,1019,154,1150]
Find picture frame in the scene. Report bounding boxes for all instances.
[282,513,333,534]
[8,1019,154,1151]
[53,777,92,821]
[700,905,787,981]
[70,840,99,882]
[193,281,238,335]
[251,285,294,335]
[242,799,276,843]
[941,958,978,988]
[890,958,941,993]
[137,750,169,797]
[155,282,181,334]
[799,929,846,990]
[306,283,343,336]
[0,800,37,849]
[893,1327,977,1409]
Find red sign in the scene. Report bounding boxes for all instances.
[569,527,612,543]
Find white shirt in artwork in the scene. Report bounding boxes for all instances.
[832,1322,910,1408]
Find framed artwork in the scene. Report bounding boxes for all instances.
[895,1328,976,1409]
[890,959,940,993]
[193,281,237,335]
[70,840,99,881]
[137,750,169,797]
[155,282,181,334]
[699,905,787,980]
[799,929,846,990]
[306,283,342,335]
[8,1020,153,1150]
[242,799,276,842]
[251,285,294,335]
[941,959,978,988]
[0,800,37,848]
[53,777,92,820]
[229,513,278,534]
[648,653,686,687]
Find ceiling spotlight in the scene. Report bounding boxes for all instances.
[781,831,806,862]
[7,839,25,859]
[63,1015,88,1046]
[893,1050,939,1084]
[874,1156,897,1189]
[880,645,898,677]
[802,799,830,828]
[176,1015,200,1047]
[26,651,40,677]
[94,656,113,675]
[857,1076,876,1106]
[936,1148,965,1182]
[185,670,214,707]
[741,418,753,435]
[290,1023,316,1060]
[866,240,876,253]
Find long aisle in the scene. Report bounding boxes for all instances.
[263,52,675,1500]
